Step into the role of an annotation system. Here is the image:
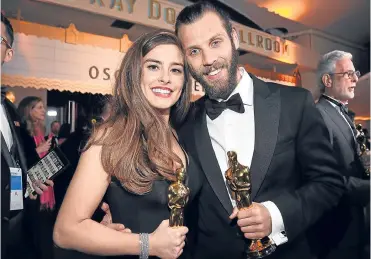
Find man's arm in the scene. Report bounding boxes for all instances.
[343,176,370,206]
[271,91,345,241]
[318,107,369,207]
[231,92,344,243]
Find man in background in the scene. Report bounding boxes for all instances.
[1,13,52,259]
[51,120,61,137]
[316,50,370,259]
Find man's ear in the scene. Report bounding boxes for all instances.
[231,28,239,50]
[3,48,13,63]
[322,74,332,88]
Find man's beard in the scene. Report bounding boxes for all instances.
[189,45,239,100]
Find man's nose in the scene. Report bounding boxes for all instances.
[202,50,216,66]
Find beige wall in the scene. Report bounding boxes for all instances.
[300,71,320,101]
[8,86,47,108]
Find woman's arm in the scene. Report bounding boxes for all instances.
[53,145,187,258]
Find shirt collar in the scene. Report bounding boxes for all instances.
[323,94,348,106]
[219,67,253,105]
[322,94,349,116]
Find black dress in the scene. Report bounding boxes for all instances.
[104,152,204,259]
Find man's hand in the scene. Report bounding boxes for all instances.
[229,202,272,239]
[29,179,54,200]
[100,202,131,233]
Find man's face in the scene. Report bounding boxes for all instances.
[327,58,358,102]
[177,12,240,100]
[1,23,13,66]
[51,122,61,135]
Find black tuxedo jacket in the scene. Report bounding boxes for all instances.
[178,76,344,259]
[1,97,33,258]
[315,97,369,259]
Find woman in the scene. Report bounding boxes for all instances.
[18,97,56,208]
[17,96,56,259]
[53,30,203,259]
[18,97,53,158]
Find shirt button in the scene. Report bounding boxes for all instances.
[5,184,9,191]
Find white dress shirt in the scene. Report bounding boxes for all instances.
[206,67,288,245]
[0,103,13,151]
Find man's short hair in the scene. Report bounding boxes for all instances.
[175,1,233,38]
[316,50,353,94]
[51,120,60,127]
[1,13,14,47]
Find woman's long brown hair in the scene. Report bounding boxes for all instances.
[85,30,192,195]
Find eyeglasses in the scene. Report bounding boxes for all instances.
[1,36,12,49]
[329,70,361,79]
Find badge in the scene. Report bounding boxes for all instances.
[10,167,23,211]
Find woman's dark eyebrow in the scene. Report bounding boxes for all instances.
[144,59,183,67]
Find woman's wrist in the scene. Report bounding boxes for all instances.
[36,146,42,154]
[139,233,150,259]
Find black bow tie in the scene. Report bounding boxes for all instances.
[205,93,245,120]
[338,102,349,114]
[322,94,357,135]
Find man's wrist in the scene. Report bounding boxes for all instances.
[261,201,288,246]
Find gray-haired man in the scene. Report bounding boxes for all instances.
[315,50,370,259]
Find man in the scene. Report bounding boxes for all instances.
[1,14,124,259]
[175,2,344,259]
[51,120,61,136]
[1,13,53,259]
[315,50,370,259]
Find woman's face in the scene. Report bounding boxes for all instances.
[141,44,185,113]
[30,101,45,121]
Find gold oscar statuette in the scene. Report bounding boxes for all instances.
[168,167,190,227]
[225,151,276,258]
[356,124,370,178]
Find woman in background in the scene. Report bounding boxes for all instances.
[18,97,53,160]
[18,96,56,259]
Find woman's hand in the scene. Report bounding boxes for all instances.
[150,220,188,259]
[29,179,54,200]
[100,202,132,233]
[36,137,52,155]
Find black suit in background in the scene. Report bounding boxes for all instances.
[178,75,345,259]
[1,96,37,259]
[316,97,369,259]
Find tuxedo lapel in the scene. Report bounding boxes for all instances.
[3,99,21,138]
[1,133,14,167]
[193,103,234,216]
[249,76,280,200]
[318,97,355,151]
[2,100,28,174]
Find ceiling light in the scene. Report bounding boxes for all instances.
[47,110,57,117]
